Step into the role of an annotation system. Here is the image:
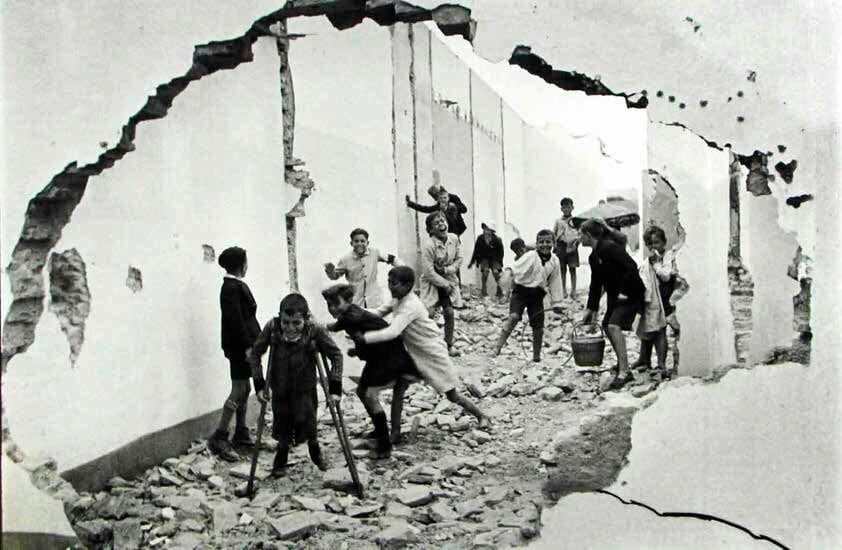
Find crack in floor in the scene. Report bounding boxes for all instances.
[596,489,791,550]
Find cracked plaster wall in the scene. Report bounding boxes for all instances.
[2,8,286,486]
[648,122,735,376]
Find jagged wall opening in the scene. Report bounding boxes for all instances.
[48,249,91,366]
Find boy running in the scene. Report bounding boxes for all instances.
[324,228,401,308]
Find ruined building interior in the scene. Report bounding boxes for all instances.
[1,1,840,549]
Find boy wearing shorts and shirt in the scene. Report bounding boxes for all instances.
[493,231,564,362]
[324,228,401,308]
[553,197,580,298]
[420,211,464,356]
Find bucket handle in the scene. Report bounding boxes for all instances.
[571,322,605,341]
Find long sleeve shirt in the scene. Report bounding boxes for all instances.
[587,239,645,312]
[419,233,463,309]
[468,234,504,266]
[219,275,261,358]
[508,250,564,307]
[406,193,468,236]
[362,293,457,394]
[331,246,400,308]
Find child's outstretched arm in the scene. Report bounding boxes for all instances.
[361,307,418,345]
[249,320,274,392]
[314,325,344,397]
[405,195,438,213]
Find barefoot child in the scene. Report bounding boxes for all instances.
[250,294,344,477]
[324,228,401,308]
[354,266,491,429]
[467,222,505,299]
[493,231,564,362]
[553,197,580,298]
[420,211,464,356]
[208,246,263,462]
[633,225,686,377]
[321,284,420,458]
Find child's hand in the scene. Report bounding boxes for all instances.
[405,194,412,205]
[324,262,336,278]
[552,305,564,314]
[582,309,596,324]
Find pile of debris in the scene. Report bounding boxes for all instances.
[66,292,662,549]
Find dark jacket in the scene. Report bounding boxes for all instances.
[251,319,343,396]
[220,277,261,358]
[468,233,504,267]
[407,193,468,236]
[587,239,645,312]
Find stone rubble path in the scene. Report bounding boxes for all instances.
[67,289,666,549]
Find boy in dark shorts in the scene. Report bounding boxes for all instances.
[208,246,263,462]
[250,294,343,477]
[467,221,505,299]
[493,231,564,362]
[321,284,420,458]
[553,197,580,298]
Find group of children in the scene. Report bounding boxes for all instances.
[208,193,684,476]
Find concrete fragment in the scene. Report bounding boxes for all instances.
[538,386,564,401]
[161,507,176,520]
[229,463,269,481]
[323,467,370,492]
[239,513,254,526]
[181,519,205,532]
[292,495,326,512]
[266,511,320,540]
[483,486,509,506]
[157,468,184,487]
[207,475,225,490]
[345,502,382,517]
[392,485,434,507]
[428,502,459,522]
[74,519,112,546]
[470,430,492,444]
[386,500,413,518]
[373,519,421,548]
[208,502,238,533]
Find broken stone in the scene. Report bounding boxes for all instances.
[292,495,326,512]
[106,476,131,489]
[392,485,434,507]
[373,519,420,547]
[229,463,269,481]
[485,456,502,467]
[74,519,112,546]
[266,511,321,540]
[428,502,459,523]
[251,490,283,510]
[157,468,184,487]
[181,518,205,532]
[631,383,657,398]
[345,502,382,518]
[482,486,509,506]
[470,430,493,444]
[386,501,413,518]
[539,449,558,465]
[161,507,176,520]
[538,386,564,401]
[207,475,225,490]
[169,531,204,549]
[239,513,254,526]
[207,501,238,533]
[455,498,484,518]
[323,467,370,492]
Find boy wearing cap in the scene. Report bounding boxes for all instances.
[467,222,505,299]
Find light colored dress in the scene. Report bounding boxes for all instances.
[333,246,401,308]
[419,233,463,310]
[637,261,667,337]
[363,293,458,394]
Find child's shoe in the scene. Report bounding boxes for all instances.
[232,427,254,447]
[208,430,240,462]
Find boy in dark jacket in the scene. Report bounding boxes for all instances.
[209,246,263,462]
[405,184,469,238]
[250,294,343,477]
[322,284,420,458]
[467,222,505,299]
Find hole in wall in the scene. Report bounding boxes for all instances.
[125,267,143,293]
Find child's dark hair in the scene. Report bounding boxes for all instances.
[536,229,555,241]
[425,211,446,234]
[389,265,416,287]
[560,197,574,207]
[510,238,526,252]
[279,293,310,317]
[322,284,354,304]
[581,219,628,247]
[349,228,369,240]
[218,246,247,273]
[643,225,667,245]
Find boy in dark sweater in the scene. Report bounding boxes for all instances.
[250,294,343,478]
[209,246,263,462]
[322,284,420,458]
[467,221,505,299]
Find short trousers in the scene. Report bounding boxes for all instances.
[477,258,503,272]
[555,249,580,268]
[510,285,547,329]
[603,299,642,331]
[228,355,251,380]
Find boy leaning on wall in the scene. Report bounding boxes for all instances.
[324,227,401,309]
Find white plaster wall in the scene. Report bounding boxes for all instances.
[3,38,286,470]
[648,122,735,376]
[288,18,395,330]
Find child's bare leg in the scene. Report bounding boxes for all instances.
[390,378,410,443]
[654,328,668,370]
[493,314,519,356]
[362,387,385,416]
[443,304,459,355]
[480,266,490,296]
[569,266,577,296]
[605,324,629,375]
[445,389,490,428]
[560,262,568,297]
[492,268,503,298]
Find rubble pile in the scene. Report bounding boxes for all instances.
[66,291,664,549]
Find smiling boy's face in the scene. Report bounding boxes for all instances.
[280,311,306,341]
[646,234,667,254]
[432,215,448,236]
[351,234,369,255]
[561,204,573,217]
[536,234,554,256]
[388,273,413,299]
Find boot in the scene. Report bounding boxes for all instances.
[208,430,240,462]
[532,327,544,363]
[309,441,329,471]
[232,426,254,447]
[272,444,289,478]
[372,412,392,459]
[632,339,653,370]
